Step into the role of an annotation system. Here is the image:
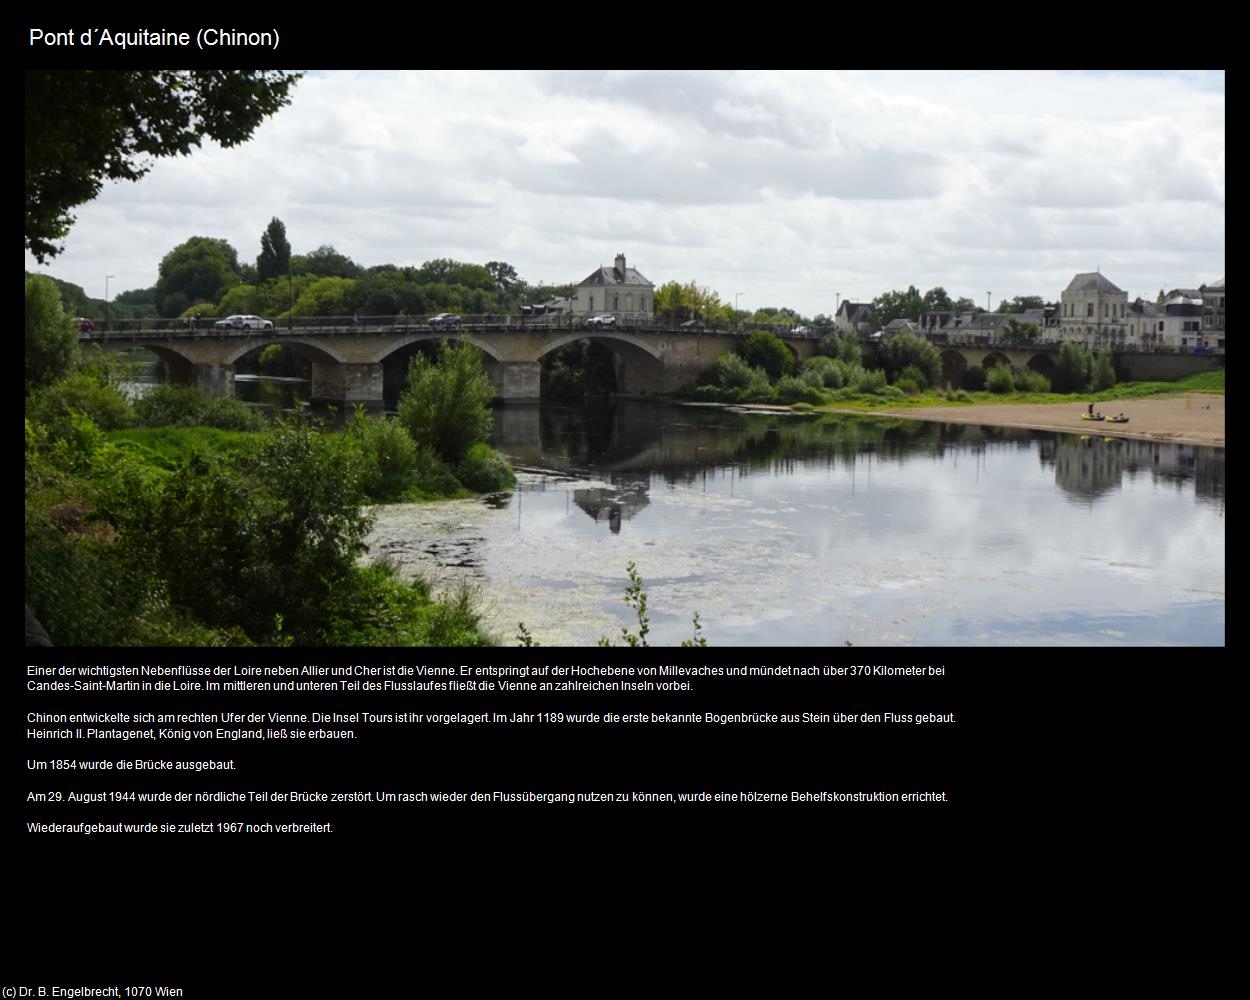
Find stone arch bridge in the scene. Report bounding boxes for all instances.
[82,319,1221,408]
[81,318,821,409]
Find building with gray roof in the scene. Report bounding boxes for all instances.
[573,252,654,321]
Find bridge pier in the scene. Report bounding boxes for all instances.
[310,361,385,416]
[194,362,235,396]
[487,360,541,403]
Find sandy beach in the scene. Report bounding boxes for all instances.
[869,393,1224,447]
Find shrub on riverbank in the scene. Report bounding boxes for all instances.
[134,384,266,431]
[398,340,495,464]
[25,404,496,646]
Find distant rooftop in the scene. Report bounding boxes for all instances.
[1065,272,1125,295]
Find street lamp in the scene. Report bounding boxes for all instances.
[105,275,115,329]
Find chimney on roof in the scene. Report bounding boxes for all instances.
[615,253,626,278]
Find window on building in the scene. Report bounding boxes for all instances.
[613,295,619,311]
[589,295,594,312]
[1087,303,1094,318]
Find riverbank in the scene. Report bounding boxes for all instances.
[859,394,1225,446]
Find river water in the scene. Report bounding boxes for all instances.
[365,401,1224,647]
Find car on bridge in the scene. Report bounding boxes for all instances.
[586,314,617,326]
[428,313,462,328]
[215,314,274,331]
[77,317,95,332]
[679,318,706,331]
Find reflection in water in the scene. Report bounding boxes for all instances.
[366,401,1224,646]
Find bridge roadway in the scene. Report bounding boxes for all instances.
[80,316,1222,408]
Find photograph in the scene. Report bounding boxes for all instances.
[25,68,1225,649]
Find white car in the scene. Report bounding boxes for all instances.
[215,314,274,331]
[586,314,616,326]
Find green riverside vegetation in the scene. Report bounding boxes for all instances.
[24,335,514,647]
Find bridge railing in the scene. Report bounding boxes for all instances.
[79,314,794,337]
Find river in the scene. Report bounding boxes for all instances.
[365,400,1225,647]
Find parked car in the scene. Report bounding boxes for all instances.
[77,317,95,332]
[793,325,813,335]
[586,314,617,327]
[428,313,462,328]
[214,314,274,331]
[679,318,706,331]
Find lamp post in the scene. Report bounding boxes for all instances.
[105,275,114,330]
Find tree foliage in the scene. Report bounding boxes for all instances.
[922,287,953,313]
[737,331,796,380]
[397,341,495,463]
[654,281,733,326]
[870,286,924,329]
[1091,349,1117,391]
[155,236,242,316]
[292,245,362,279]
[1053,342,1091,394]
[873,331,941,386]
[25,274,78,392]
[26,70,300,261]
[256,217,291,282]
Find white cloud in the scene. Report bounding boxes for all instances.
[27,70,1224,315]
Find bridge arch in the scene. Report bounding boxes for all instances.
[222,338,347,366]
[535,331,663,363]
[940,349,967,389]
[1026,353,1056,376]
[535,332,667,397]
[372,332,503,364]
[981,351,1011,369]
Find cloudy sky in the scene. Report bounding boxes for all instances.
[29,70,1225,317]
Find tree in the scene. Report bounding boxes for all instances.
[737,331,796,380]
[870,286,924,329]
[875,331,941,386]
[397,342,495,464]
[292,245,362,279]
[485,261,520,295]
[953,297,977,314]
[1091,349,1117,391]
[155,237,242,316]
[997,295,1046,314]
[1001,318,1039,343]
[922,287,953,313]
[25,274,78,392]
[256,218,291,282]
[26,70,300,261]
[1053,342,1091,394]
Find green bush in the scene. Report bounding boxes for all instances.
[876,331,941,386]
[27,370,136,435]
[152,420,371,643]
[343,409,420,501]
[397,341,495,463]
[818,331,862,366]
[1091,349,1117,391]
[456,443,516,493]
[803,355,845,389]
[775,375,826,404]
[1014,369,1051,393]
[852,368,889,394]
[986,365,1015,394]
[1053,342,1091,393]
[898,364,930,390]
[737,331,796,380]
[946,389,972,402]
[894,377,921,395]
[26,274,79,392]
[135,384,266,431]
